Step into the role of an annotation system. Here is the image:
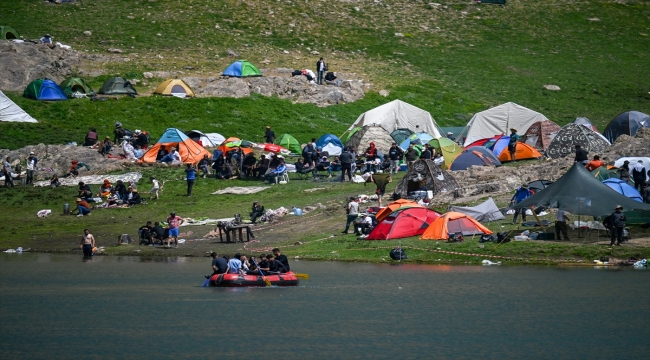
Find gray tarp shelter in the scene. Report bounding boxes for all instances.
[449,197,505,222]
[515,162,650,217]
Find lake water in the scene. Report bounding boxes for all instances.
[0,254,648,359]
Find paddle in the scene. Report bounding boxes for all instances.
[252,259,272,287]
[202,276,211,287]
[294,273,309,280]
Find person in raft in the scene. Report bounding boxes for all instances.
[259,254,287,274]
[272,248,290,272]
[205,252,228,279]
[166,212,184,248]
[80,229,95,258]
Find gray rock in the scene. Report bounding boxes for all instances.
[143,72,153,79]
[107,48,124,54]
[0,41,81,91]
[83,31,92,36]
[379,89,389,97]
[544,84,561,91]
[226,49,239,57]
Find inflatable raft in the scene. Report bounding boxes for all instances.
[208,272,299,287]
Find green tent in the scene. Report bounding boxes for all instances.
[276,133,302,155]
[60,77,95,98]
[0,25,20,40]
[429,137,463,170]
[222,60,262,77]
[590,166,632,185]
[342,127,361,144]
[97,77,137,95]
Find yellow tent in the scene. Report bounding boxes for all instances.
[428,138,462,170]
[153,79,195,97]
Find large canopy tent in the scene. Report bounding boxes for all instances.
[153,79,195,97]
[185,130,224,148]
[521,120,561,150]
[139,128,211,164]
[0,25,20,39]
[315,134,344,156]
[421,212,492,240]
[275,133,302,155]
[603,111,650,143]
[98,77,137,96]
[0,91,38,123]
[544,123,611,159]
[449,146,502,171]
[222,60,262,77]
[345,100,443,139]
[428,137,463,170]
[515,163,650,217]
[449,197,505,222]
[461,102,548,147]
[23,79,67,101]
[366,207,440,240]
[393,159,460,199]
[60,77,95,98]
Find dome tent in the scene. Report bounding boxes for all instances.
[97,77,137,96]
[23,79,67,101]
[0,25,19,40]
[345,125,394,154]
[603,111,650,143]
[602,179,643,202]
[153,79,195,97]
[185,130,224,148]
[315,134,344,156]
[347,100,443,139]
[366,207,440,240]
[392,159,460,199]
[544,123,610,159]
[222,60,262,77]
[390,128,414,146]
[139,128,211,164]
[428,137,463,170]
[275,133,302,155]
[521,120,561,150]
[421,212,492,240]
[573,117,599,133]
[60,77,95,98]
[449,146,501,171]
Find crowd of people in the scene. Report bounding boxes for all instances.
[205,248,291,279]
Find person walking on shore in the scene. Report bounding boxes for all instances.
[342,197,359,234]
[80,229,95,258]
[185,164,196,197]
[608,205,626,247]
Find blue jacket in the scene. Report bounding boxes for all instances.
[272,164,286,175]
[512,187,531,203]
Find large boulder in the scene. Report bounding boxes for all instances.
[0,41,81,91]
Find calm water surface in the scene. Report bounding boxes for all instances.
[0,254,648,359]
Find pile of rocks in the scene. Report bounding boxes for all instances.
[0,144,129,181]
[0,41,81,92]
[600,127,650,162]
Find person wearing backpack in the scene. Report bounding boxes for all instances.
[608,205,626,246]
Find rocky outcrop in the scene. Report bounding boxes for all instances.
[0,144,130,181]
[0,41,81,91]
[182,75,365,106]
[600,127,650,163]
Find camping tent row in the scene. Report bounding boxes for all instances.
[22,77,198,99]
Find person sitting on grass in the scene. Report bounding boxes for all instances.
[252,155,269,179]
[50,174,61,188]
[98,179,113,197]
[98,136,113,157]
[78,182,93,202]
[152,222,165,243]
[74,198,91,217]
[103,190,120,208]
[126,187,142,206]
[250,201,265,224]
[242,153,257,178]
[215,163,233,180]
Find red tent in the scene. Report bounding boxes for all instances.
[366,207,440,240]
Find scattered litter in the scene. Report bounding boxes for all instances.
[4,247,27,253]
[37,209,52,218]
[303,188,326,192]
[482,259,502,266]
[177,239,186,244]
[34,172,142,187]
[212,186,270,195]
[633,259,647,269]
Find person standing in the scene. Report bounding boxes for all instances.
[264,126,276,143]
[342,197,359,234]
[420,144,432,160]
[80,229,95,258]
[167,212,184,248]
[185,164,196,197]
[555,209,571,241]
[404,144,419,169]
[510,184,532,224]
[149,176,160,200]
[26,152,37,185]
[340,147,354,182]
[508,129,520,161]
[574,145,589,164]
[388,143,404,175]
[631,160,646,192]
[608,205,626,246]
[619,160,631,183]
[316,57,325,85]
[2,165,13,188]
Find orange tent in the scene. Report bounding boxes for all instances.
[375,199,423,223]
[217,137,254,155]
[138,128,211,164]
[498,142,542,162]
[420,212,492,240]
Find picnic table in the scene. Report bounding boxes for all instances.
[217,224,252,243]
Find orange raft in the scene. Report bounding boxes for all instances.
[208,272,299,287]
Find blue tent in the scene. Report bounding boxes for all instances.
[483,135,510,157]
[399,132,434,150]
[316,134,344,156]
[23,79,67,101]
[602,179,643,202]
[222,60,262,78]
[450,146,502,171]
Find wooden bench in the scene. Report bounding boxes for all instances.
[217,224,252,243]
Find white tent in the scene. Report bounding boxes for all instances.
[449,197,505,222]
[184,130,224,148]
[462,102,547,146]
[347,100,442,138]
[0,90,38,123]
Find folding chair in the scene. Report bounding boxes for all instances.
[275,171,290,184]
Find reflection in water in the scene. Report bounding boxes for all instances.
[0,254,648,358]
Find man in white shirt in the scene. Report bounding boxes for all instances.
[555,209,570,241]
[343,197,359,234]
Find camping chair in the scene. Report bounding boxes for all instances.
[294,167,312,180]
[275,170,289,184]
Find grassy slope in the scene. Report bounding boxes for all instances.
[1,0,649,149]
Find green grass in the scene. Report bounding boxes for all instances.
[1,1,648,150]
